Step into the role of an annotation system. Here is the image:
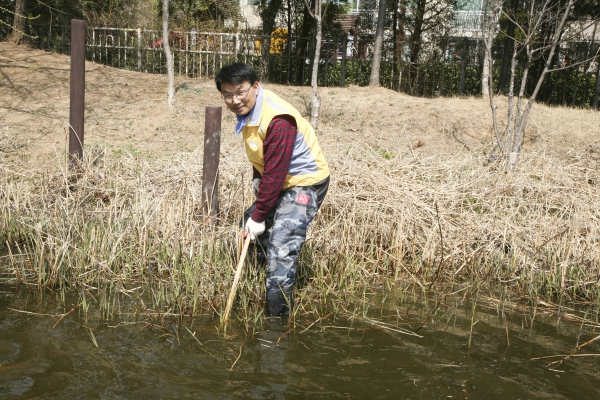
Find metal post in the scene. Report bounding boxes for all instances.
[137,28,142,71]
[92,29,96,63]
[69,19,86,169]
[220,34,223,69]
[593,63,600,110]
[123,31,127,68]
[186,32,189,77]
[341,36,347,87]
[202,106,222,218]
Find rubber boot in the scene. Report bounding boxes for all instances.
[249,243,268,268]
[266,289,293,317]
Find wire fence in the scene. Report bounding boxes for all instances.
[3,24,599,109]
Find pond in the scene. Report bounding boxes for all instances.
[1,283,599,399]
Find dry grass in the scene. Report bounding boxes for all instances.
[1,133,599,318]
[1,42,600,325]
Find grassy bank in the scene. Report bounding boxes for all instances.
[1,138,599,327]
[1,42,599,327]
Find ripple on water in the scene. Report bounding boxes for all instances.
[0,341,34,397]
[0,377,35,397]
[0,340,20,366]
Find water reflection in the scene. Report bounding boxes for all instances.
[1,283,599,399]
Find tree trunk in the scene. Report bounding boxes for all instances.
[11,0,27,45]
[308,18,317,86]
[481,40,491,98]
[296,0,313,85]
[408,0,426,89]
[259,0,284,81]
[392,0,399,90]
[304,0,329,129]
[459,40,470,95]
[286,0,293,83]
[392,0,407,91]
[287,0,292,36]
[409,0,425,65]
[481,1,502,99]
[163,0,175,106]
[310,13,322,129]
[370,0,387,87]
[498,0,518,93]
[593,22,600,110]
[593,62,600,110]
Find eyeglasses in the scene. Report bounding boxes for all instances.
[221,86,252,102]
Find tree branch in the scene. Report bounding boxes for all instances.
[303,0,316,19]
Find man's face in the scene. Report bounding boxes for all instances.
[220,80,259,116]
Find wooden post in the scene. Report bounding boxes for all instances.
[69,19,86,169]
[202,106,221,218]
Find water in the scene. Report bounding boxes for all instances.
[1,284,599,399]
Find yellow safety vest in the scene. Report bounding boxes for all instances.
[237,87,330,190]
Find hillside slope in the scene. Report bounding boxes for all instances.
[2,41,598,169]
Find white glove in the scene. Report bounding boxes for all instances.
[245,217,265,240]
[252,178,261,197]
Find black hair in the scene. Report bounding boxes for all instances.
[215,62,257,92]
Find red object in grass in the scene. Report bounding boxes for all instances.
[148,33,186,48]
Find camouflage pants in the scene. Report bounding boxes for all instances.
[243,185,323,295]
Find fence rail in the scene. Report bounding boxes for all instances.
[3,24,599,109]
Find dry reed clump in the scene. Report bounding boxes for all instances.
[0,147,254,318]
[309,142,600,303]
[1,138,599,322]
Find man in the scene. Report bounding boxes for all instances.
[215,62,330,318]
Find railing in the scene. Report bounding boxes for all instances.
[88,28,245,79]
[453,11,485,32]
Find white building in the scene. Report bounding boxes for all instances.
[238,0,261,30]
[236,0,489,38]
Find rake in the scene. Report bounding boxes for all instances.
[222,233,252,326]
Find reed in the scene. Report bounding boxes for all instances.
[1,129,599,328]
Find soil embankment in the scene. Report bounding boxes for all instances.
[4,41,598,167]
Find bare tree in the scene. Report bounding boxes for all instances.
[162,0,175,106]
[486,0,582,171]
[370,0,387,86]
[303,0,331,129]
